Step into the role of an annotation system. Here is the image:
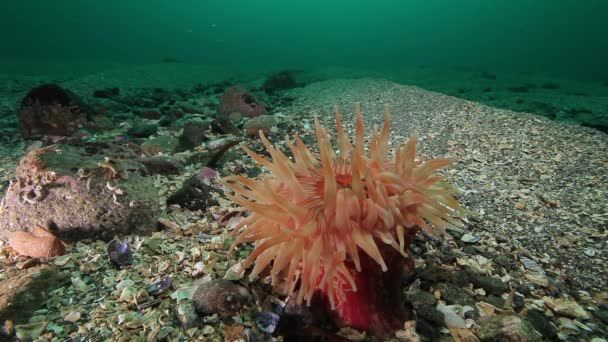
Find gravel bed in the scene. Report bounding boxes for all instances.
[287,78,608,293]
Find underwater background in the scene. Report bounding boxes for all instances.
[0,1,607,341]
[2,0,607,129]
[1,0,607,76]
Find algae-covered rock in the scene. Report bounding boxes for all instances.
[475,314,542,341]
[0,143,160,242]
[18,83,92,138]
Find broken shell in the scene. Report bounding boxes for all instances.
[8,226,65,258]
[107,239,132,267]
[252,311,280,334]
[176,300,200,330]
[461,233,480,243]
[148,276,173,296]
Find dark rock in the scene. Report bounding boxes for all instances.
[486,294,505,308]
[157,115,173,127]
[581,122,608,134]
[210,115,240,135]
[526,309,557,339]
[493,255,511,268]
[513,294,525,312]
[177,120,208,151]
[415,317,441,341]
[252,311,280,334]
[416,304,445,325]
[137,109,162,119]
[451,270,471,287]
[476,314,541,342]
[93,87,120,98]
[192,280,249,317]
[462,245,484,255]
[140,156,182,175]
[404,289,437,307]
[218,86,266,118]
[262,71,299,94]
[592,307,608,325]
[418,265,453,284]
[19,83,92,138]
[516,283,533,296]
[166,175,219,211]
[127,124,157,138]
[0,144,160,242]
[436,283,476,306]
[469,274,508,295]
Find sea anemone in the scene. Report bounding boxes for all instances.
[221,104,465,334]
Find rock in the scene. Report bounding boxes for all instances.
[218,86,266,118]
[93,87,120,98]
[526,309,557,339]
[405,289,437,307]
[127,124,158,138]
[192,280,249,317]
[19,83,92,138]
[552,298,589,318]
[262,71,299,94]
[416,304,445,325]
[137,109,162,119]
[141,135,179,155]
[140,156,182,175]
[475,314,542,342]
[436,283,476,306]
[0,265,66,325]
[0,144,160,242]
[166,174,219,211]
[244,115,277,137]
[592,307,608,325]
[469,273,508,295]
[177,120,208,151]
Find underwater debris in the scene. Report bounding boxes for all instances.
[147,276,173,297]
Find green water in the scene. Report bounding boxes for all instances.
[1,1,606,77]
[0,1,607,129]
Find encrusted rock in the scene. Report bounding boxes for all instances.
[244,115,277,137]
[166,174,219,211]
[475,314,542,342]
[218,86,266,118]
[192,280,249,317]
[0,144,160,242]
[18,83,92,138]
